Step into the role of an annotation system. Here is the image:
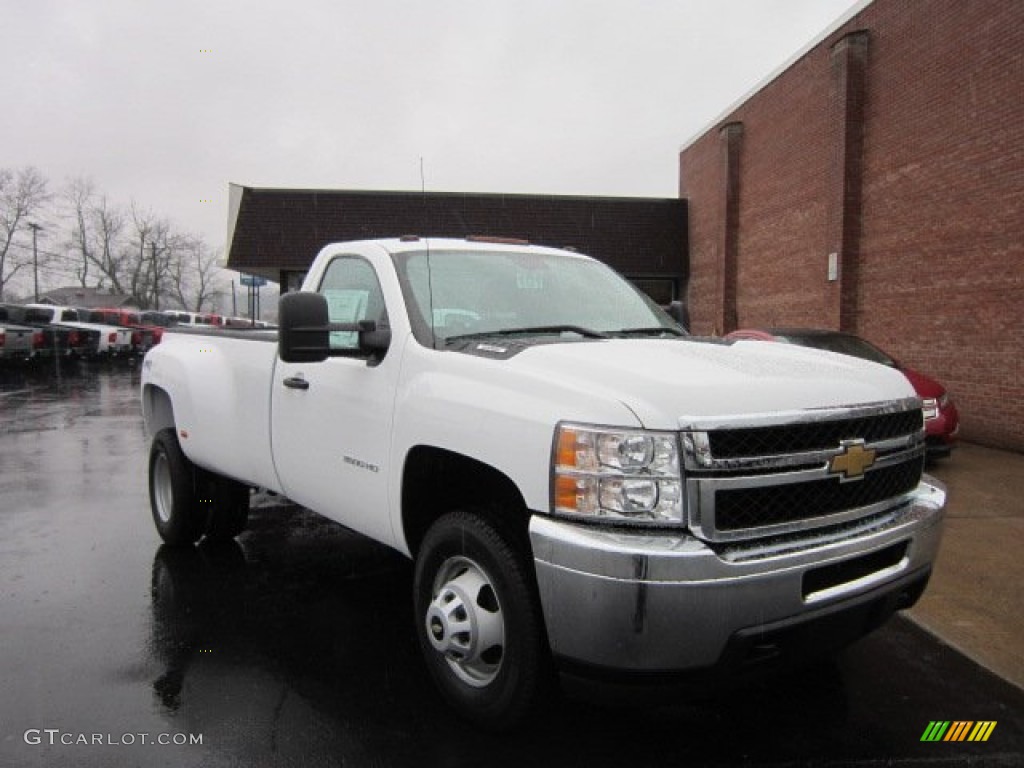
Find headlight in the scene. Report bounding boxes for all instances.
[552,423,683,525]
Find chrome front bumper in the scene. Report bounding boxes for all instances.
[529,478,946,673]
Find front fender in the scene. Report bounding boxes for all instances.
[390,341,641,526]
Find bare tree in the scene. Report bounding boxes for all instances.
[84,194,127,294]
[149,226,182,310]
[0,166,50,300]
[128,202,182,309]
[167,236,223,312]
[64,176,96,287]
[53,179,229,312]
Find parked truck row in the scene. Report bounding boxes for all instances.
[0,303,273,364]
[141,237,946,730]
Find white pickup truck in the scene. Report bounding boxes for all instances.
[141,237,945,729]
[28,304,134,357]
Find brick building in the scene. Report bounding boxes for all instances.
[679,0,1023,450]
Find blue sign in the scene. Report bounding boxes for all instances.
[239,275,268,287]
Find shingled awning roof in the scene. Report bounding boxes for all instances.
[225,185,688,287]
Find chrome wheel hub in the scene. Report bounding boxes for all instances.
[152,452,174,524]
[426,556,505,687]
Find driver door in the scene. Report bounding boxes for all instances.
[271,253,400,547]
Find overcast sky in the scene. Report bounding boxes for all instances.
[3,0,863,259]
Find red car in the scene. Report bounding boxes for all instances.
[726,328,960,458]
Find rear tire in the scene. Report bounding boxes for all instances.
[149,428,205,546]
[148,428,250,545]
[200,470,250,541]
[413,510,547,731]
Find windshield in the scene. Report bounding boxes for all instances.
[393,248,681,348]
[776,332,896,366]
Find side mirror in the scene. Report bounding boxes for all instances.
[279,292,392,364]
[667,300,690,332]
[278,292,330,363]
[359,325,391,361]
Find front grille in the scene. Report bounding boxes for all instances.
[708,410,923,459]
[685,400,926,542]
[715,458,923,531]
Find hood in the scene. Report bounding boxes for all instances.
[505,337,918,430]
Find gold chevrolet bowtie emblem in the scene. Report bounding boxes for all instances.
[829,440,877,481]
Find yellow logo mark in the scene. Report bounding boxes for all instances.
[828,440,877,481]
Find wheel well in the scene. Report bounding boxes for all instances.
[401,446,531,557]
[143,385,176,437]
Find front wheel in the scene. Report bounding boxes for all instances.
[413,510,548,731]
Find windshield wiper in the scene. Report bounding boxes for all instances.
[445,325,610,344]
[608,326,686,337]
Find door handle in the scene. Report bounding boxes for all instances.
[283,376,309,390]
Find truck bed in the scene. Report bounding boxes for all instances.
[145,328,283,493]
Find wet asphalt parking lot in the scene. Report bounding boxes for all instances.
[1,363,1022,767]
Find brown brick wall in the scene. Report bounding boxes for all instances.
[679,0,1024,451]
[678,127,722,333]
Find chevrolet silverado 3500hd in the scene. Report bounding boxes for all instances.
[141,237,946,729]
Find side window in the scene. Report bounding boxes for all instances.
[318,256,389,352]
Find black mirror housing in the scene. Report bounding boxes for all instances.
[278,292,330,363]
[279,293,391,364]
[360,326,391,358]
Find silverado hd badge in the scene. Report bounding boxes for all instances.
[829,439,877,482]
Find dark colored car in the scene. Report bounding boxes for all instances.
[726,328,960,458]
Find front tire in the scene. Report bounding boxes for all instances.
[413,510,547,731]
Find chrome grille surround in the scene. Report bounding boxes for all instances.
[681,398,926,543]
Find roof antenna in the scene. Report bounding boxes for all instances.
[420,156,437,349]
